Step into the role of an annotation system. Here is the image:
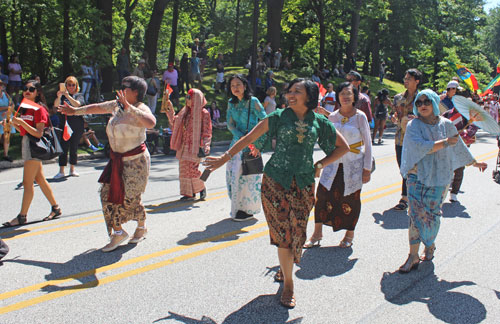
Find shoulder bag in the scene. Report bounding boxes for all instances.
[241,98,264,175]
[28,118,63,161]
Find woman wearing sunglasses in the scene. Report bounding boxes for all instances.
[2,80,61,227]
[398,89,487,273]
[53,76,85,179]
[164,88,212,200]
[58,76,156,252]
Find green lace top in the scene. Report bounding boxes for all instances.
[254,108,337,189]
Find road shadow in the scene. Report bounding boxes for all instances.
[380,262,486,324]
[295,246,358,280]
[441,202,471,218]
[146,198,205,214]
[372,208,408,230]
[154,291,303,324]
[3,245,135,292]
[177,218,258,245]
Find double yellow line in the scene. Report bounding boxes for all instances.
[0,150,496,315]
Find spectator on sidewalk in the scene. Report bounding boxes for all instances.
[116,48,130,85]
[146,70,161,114]
[81,120,104,152]
[0,79,15,162]
[215,54,225,94]
[162,63,179,107]
[179,53,190,95]
[190,51,202,89]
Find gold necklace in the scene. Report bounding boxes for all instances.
[295,120,308,143]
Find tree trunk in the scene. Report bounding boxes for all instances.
[250,0,259,91]
[34,9,47,83]
[62,0,72,78]
[233,0,241,64]
[168,0,179,64]
[266,0,284,51]
[311,0,325,70]
[362,45,370,75]
[144,0,170,71]
[10,0,17,55]
[345,0,363,71]
[370,20,380,77]
[123,0,138,55]
[0,16,8,72]
[95,0,113,92]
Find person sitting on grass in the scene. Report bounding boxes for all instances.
[80,120,104,152]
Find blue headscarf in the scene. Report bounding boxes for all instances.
[413,89,441,116]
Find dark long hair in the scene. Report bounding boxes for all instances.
[335,82,359,106]
[24,80,47,107]
[227,74,252,104]
[286,78,319,111]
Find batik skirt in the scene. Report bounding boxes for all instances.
[261,174,315,264]
[315,164,361,231]
[179,160,205,197]
[100,153,150,236]
[407,174,448,247]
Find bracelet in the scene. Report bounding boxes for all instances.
[224,151,233,159]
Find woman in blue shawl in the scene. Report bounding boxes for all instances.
[398,89,487,273]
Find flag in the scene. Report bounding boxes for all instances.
[63,119,73,141]
[480,74,500,97]
[166,84,173,96]
[448,61,479,92]
[15,98,43,117]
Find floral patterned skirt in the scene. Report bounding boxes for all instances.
[179,160,205,197]
[407,174,447,247]
[226,152,262,218]
[315,164,361,231]
[100,154,149,236]
[261,174,315,264]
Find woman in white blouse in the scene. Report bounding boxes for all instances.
[59,76,156,252]
[305,82,372,248]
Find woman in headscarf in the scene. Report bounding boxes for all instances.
[398,89,487,273]
[165,88,212,200]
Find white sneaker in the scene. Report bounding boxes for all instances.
[53,172,65,179]
[450,193,458,202]
[70,170,80,177]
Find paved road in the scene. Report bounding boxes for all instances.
[1,130,499,324]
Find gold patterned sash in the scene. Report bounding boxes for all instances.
[349,141,363,154]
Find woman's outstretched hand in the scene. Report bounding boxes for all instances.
[203,156,227,171]
[58,102,77,116]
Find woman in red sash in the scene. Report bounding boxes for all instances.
[59,76,156,252]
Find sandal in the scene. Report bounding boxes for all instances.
[274,268,284,282]
[420,244,436,261]
[398,254,420,274]
[303,236,322,248]
[280,290,296,308]
[43,205,62,221]
[339,236,354,248]
[129,227,147,244]
[2,214,27,227]
[393,199,408,211]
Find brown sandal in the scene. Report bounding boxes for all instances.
[280,290,296,308]
[274,268,284,282]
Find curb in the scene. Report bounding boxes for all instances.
[0,141,232,170]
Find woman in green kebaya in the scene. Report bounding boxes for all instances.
[204,78,349,309]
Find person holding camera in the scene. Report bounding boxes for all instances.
[164,88,212,200]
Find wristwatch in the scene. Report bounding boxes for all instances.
[315,162,324,169]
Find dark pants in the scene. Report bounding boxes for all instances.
[0,238,9,260]
[450,167,465,194]
[179,74,190,94]
[59,116,85,166]
[395,145,407,197]
[117,69,130,85]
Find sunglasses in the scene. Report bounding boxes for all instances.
[415,99,432,107]
[66,83,76,87]
[22,86,36,93]
[121,84,131,90]
[346,78,355,82]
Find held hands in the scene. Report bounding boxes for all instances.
[58,102,77,116]
[473,161,487,172]
[362,169,371,184]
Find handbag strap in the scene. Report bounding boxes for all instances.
[245,98,252,135]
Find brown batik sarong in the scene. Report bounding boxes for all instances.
[261,173,315,264]
[315,164,361,231]
[100,154,149,236]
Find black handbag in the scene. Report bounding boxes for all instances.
[241,98,263,175]
[146,79,158,96]
[28,119,63,160]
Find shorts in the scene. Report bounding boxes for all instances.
[21,136,40,161]
[216,72,224,83]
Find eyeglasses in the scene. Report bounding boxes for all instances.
[415,99,432,107]
[22,86,36,93]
